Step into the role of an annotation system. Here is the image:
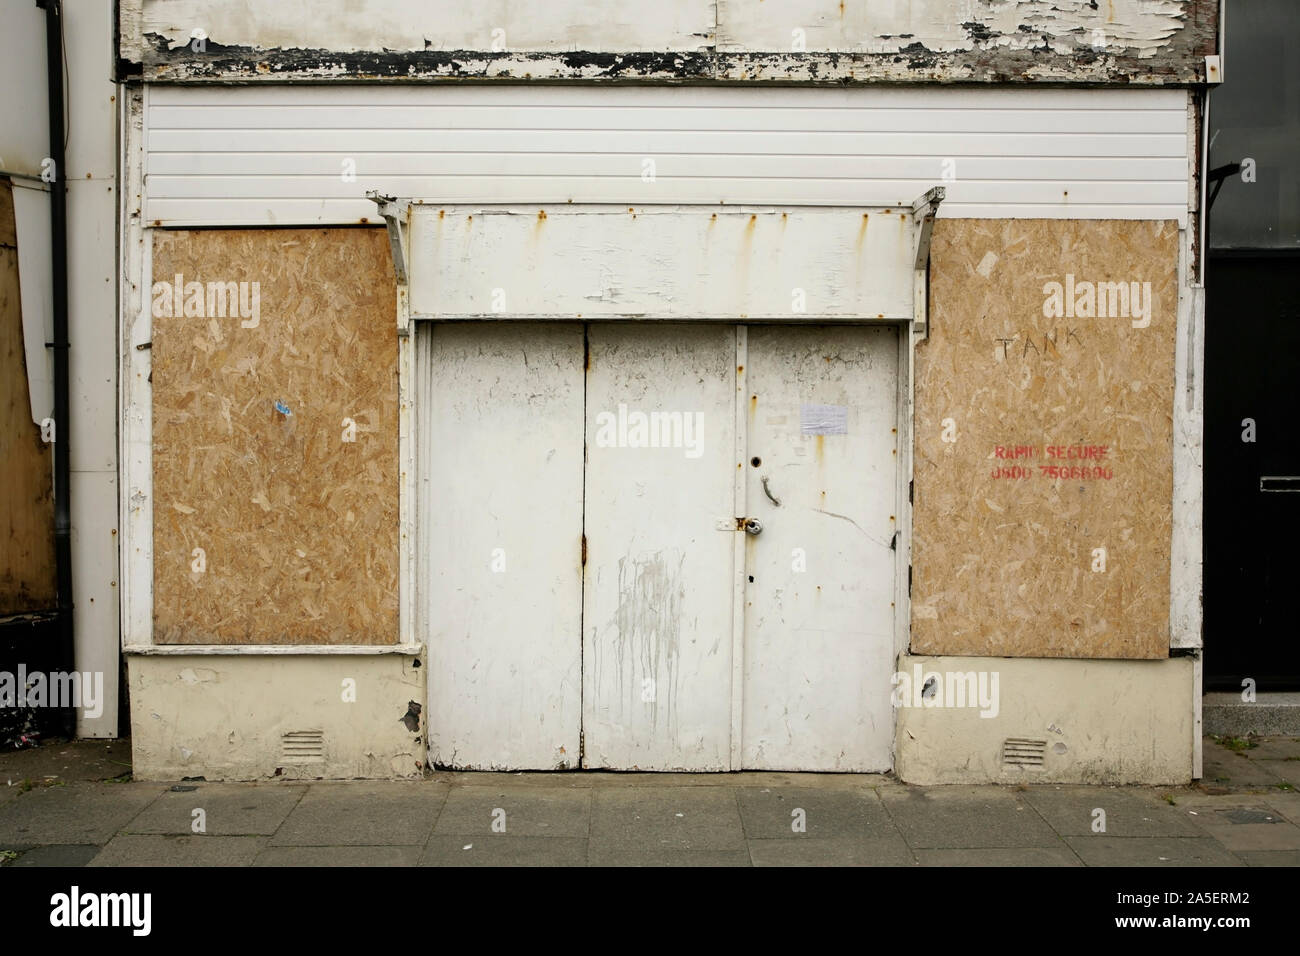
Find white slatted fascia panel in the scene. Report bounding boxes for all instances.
[143,85,1189,226]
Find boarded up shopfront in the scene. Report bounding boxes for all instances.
[125,83,1201,783]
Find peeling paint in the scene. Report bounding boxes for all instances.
[133,44,1215,85]
[128,0,1217,85]
[400,699,421,732]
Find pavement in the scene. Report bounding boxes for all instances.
[0,735,1297,867]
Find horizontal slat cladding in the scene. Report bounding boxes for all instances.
[144,86,1189,226]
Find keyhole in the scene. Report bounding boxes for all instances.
[750,457,762,467]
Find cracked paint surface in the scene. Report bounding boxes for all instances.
[123,0,1216,84]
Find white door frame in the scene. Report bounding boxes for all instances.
[377,197,939,770]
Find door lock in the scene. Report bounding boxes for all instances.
[743,518,763,535]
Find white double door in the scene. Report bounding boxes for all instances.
[423,322,899,771]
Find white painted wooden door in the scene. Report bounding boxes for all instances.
[424,323,585,770]
[582,324,738,770]
[425,322,897,771]
[741,325,900,771]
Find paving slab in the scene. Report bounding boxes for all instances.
[0,739,134,785]
[430,772,592,790]
[124,783,306,835]
[1178,790,1282,810]
[915,847,1083,866]
[1247,738,1300,761]
[1260,790,1300,825]
[736,786,895,840]
[1264,762,1300,787]
[89,834,266,867]
[879,786,1062,849]
[0,783,164,845]
[589,787,745,850]
[432,786,590,838]
[1064,836,1244,867]
[269,781,446,846]
[587,844,751,866]
[748,836,915,866]
[1184,805,1300,852]
[1021,787,1201,837]
[1201,746,1285,788]
[1237,850,1300,866]
[8,844,102,867]
[254,845,422,866]
[422,835,589,866]
[590,772,877,790]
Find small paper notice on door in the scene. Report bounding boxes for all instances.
[800,403,848,435]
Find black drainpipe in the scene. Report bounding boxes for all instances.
[37,0,75,738]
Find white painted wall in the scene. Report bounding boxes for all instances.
[406,205,917,320]
[0,3,50,180]
[135,0,714,53]
[895,654,1197,785]
[127,651,425,780]
[142,85,1190,226]
[125,0,1205,64]
[1,0,120,736]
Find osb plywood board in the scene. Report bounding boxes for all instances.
[0,181,56,614]
[911,219,1178,659]
[152,228,398,643]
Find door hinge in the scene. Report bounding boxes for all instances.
[581,534,587,567]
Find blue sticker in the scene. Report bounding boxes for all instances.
[274,400,292,416]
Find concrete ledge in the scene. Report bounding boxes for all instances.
[1204,692,1300,737]
[127,653,425,781]
[895,654,1196,786]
